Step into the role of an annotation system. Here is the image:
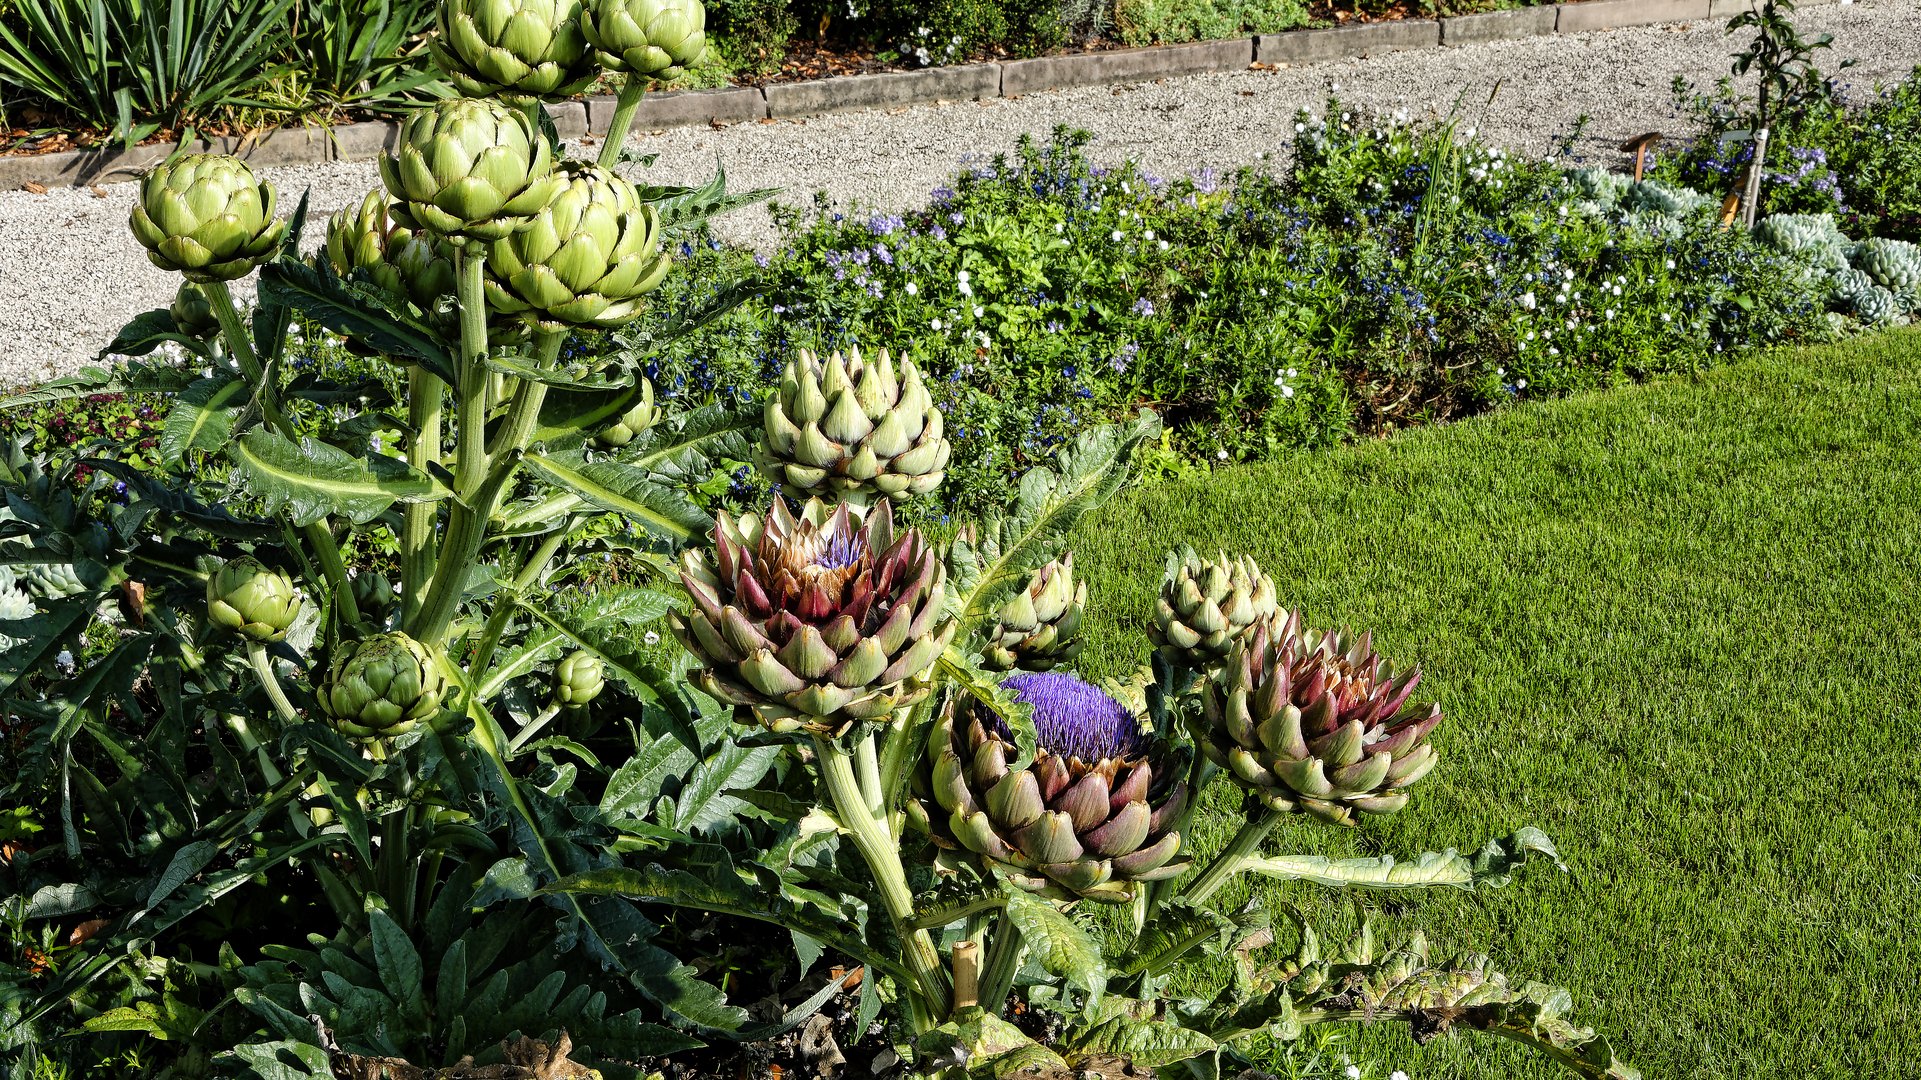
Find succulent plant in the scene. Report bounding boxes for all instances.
[483,163,670,329]
[593,380,658,448]
[430,0,598,102]
[757,346,951,503]
[207,557,304,643]
[1620,179,1714,219]
[0,573,35,652]
[128,154,287,282]
[325,190,459,313]
[924,671,1189,904]
[1752,213,1850,272]
[583,0,705,78]
[169,282,220,338]
[1147,548,1279,674]
[24,561,91,600]
[1849,282,1910,328]
[379,98,565,243]
[554,650,605,706]
[978,554,1087,672]
[1828,265,1876,304]
[669,498,954,737]
[1196,611,1442,826]
[1563,166,1627,216]
[320,632,451,740]
[1849,237,1921,299]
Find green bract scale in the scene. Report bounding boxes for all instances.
[583,0,705,77]
[431,0,598,101]
[321,632,451,740]
[594,380,658,447]
[325,190,459,312]
[128,154,287,282]
[669,497,955,738]
[554,650,605,706]
[979,553,1087,672]
[483,162,670,328]
[1197,611,1443,826]
[1148,547,1280,673]
[758,345,951,501]
[926,672,1189,904]
[379,98,564,242]
[169,282,219,339]
[206,556,303,643]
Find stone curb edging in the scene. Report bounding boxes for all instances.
[0,0,1830,191]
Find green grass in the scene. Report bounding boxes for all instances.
[1068,330,1921,1079]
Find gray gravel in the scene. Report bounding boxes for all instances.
[2,0,1917,384]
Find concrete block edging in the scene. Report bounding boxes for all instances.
[0,2,1761,190]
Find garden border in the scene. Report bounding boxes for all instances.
[0,0,1830,191]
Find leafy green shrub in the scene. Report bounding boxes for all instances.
[705,0,800,74]
[1113,0,1308,46]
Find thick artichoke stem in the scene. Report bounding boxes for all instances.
[1175,805,1283,909]
[468,531,567,687]
[245,641,305,731]
[813,736,951,1024]
[453,243,492,499]
[402,367,445,627]
[597,76,647,170]
[975,919,1027,1017]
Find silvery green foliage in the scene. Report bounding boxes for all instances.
[1621,179,1716,219]
[1564,166,1628,216]
[24,561,86,599]
[1848,237,1921,302]
[1829,266,1875,303]
[1849,283,1909,327]
[1753,213,1850,272]
[0,567,33,652]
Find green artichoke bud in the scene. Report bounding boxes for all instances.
[670,497,955,737]
[583,0,705,77]
[979,553,1086,672]
[1147,548,1279,674]
[758,345,951,502]
[351,571,399,625]
[128,154,287,282]
[1197,611,1442,826]
[379,98,565,242]
[325,189,459,312]
[484,162,671,329]
[207,556,303,643]
[169,282,219,339]
[430,0,598,101]
[320,631,451,740]
[925,672,1189,904]
[554,649,605,706]
[593,379,658,447]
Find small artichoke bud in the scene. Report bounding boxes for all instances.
[128,154,288,282]
[980,553,1087,672]
[758,345,951,502]
[207,557,303,643]
[169,282,219,339]
[351,572,399,625]
[320,631,450,741]
[1148,548,1279,674]
[594,380,658,448]
[554,650,605,706]
[325,189,458,313]
[584,0,706,78]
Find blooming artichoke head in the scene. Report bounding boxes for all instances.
[1148,547,1279,674]
[321,631,451,740]
[593,379,658,447]
[669,498,954,736]
[206,556,303,643]
[554,649,605,706]
[325,189,459,313]
[430,0,598,102]
[583,0,705,77]
[1198,612,1442,826]
[129,154,287,282]
[169,282,219,339]
[484,162,670,329]
[927,672,1189,904]
[979,554,1086,672]
[758,345,951,502]
[379,98,565,242]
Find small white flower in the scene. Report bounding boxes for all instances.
[930,318,942,331]
[1111,230,1124,242]
[958,282,973,297]
[1665,258,1676,270]
[1520,290,1536,310]
[1281,384,1295,398]
[1391,1072,1410,1080]
[1295,122,1306,132]
[1549,346,1560,356]
[1345,1068,1361,1080]
[1216,449,1229,460]
[644,630,660,646]
[1054,222,1065,234]
[1158,239,1170,251]
[1516,379,1527,389]
[957,269,971,283]
[1611,284,1622,296]
[1661,311,1673,323]
[1143,229,1156,241]
[973,305,984,318]
[905,281,918,296]
[1286,367,1297,377]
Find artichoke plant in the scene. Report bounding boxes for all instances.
[379,98,565,242]
[593,381,658,447]
[1197,611,1442,826]
[128,154,287,282]
[669,498,954,736]
[925,671,1189,904]
[758,346,951,502]
[582,0,706,77]
[1148,548,1279,674]
[169,282,219,338]
[325,190,459,312]
[978,554,1087,672]
[430,0,598,102]
[554,650,605,706]
[320,632,451,740]
[207,557,303,643]
[483,162,670,328]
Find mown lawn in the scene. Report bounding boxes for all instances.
[1068,330,1921,1079]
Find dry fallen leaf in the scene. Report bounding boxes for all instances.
[69,918,109,945]
[23,181,48,194]
[88,184,108,199]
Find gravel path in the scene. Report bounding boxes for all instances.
[2,1,1917,383]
